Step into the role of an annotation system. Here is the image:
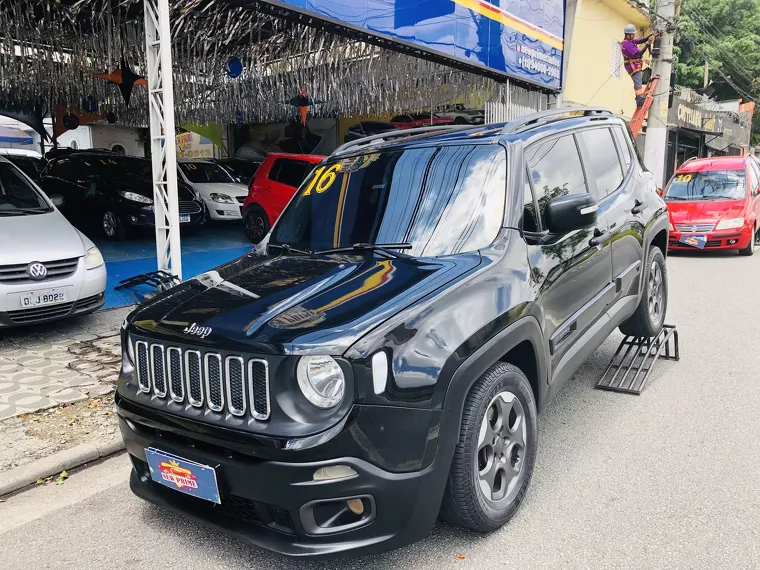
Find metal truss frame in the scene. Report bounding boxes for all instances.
[144,0,182,279]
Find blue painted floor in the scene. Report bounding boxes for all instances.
[90,223,252,309]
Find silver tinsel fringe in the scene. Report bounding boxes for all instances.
[0,0,499,126]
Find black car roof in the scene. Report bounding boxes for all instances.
[333,108,626,157]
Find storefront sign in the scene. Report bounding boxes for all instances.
[259,0,565,90]
[669,97,723,133]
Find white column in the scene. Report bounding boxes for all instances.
[144,0,182,279]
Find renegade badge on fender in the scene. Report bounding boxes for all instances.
[117,108,669,558]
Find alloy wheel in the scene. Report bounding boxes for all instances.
[648,260,663,323]
[246,214,266,242]
[103,211,117,237]
[477,391,527,503]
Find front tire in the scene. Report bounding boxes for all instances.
[619,246,667,337]
[244,205,270,244]
[739,226,756,256]
[102,209,127,241]
[441,363,537,532]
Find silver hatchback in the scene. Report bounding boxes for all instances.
[0,157,107,328]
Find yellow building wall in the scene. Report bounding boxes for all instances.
[563,0,651,120]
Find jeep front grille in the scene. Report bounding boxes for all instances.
[134,341,270,420]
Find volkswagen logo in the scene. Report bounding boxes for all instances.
[26,262,48,281]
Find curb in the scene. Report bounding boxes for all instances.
[0,439,126,497]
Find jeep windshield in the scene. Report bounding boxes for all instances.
[269,145,507,257]
[665,170,747,201]
[0,162,52,216]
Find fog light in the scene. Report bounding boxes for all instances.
[729,239,737,245]
[313,465,357,481]
[130,216,137,222]
[346,498,364,515]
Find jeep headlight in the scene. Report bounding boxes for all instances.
[296,356,345,408]
[715,217,745,230]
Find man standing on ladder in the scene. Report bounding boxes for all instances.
[622,24,654,107]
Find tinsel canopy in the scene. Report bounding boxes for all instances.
[0,0,501,127]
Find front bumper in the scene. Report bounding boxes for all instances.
[203,197,244,221]
[125,203,205,228]
[0,260,106,328]
[118,401,446,558]
[668,227,751,250]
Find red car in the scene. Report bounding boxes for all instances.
[664,155,760,255]
[389,113,455,129]
[242,152,324,243]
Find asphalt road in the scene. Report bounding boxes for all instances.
[2,251,760,569]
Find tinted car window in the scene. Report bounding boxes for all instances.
[5,156,43,180]
[0,162,51,214]
[391,115,410,123]
[523,170,539,232]
[578,128,624,197]
[271,145,507,256]
[612,126,633,171]
[665,170,747,201]
[526,135,588,225]
[270,159,311,188]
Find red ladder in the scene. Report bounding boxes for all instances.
[629,75,660,138]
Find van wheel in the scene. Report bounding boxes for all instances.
[739,227,756,256]
[102,209,127,241]
[441,363,537,532]
[244,205,270,244]
[619,246,667,337]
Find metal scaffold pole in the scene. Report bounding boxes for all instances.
[144,0,182,279]
[643,0,682,188]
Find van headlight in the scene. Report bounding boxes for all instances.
[715,218,745,230]
[85,247,104,269]
[296,356,345,408]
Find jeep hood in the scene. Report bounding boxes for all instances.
[128,251,481,354]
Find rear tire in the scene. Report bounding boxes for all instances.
[101,209,127,241]
[440,363,537,532]
[619,246,667,337]
[244,205,270,244]
[739,226,756,256]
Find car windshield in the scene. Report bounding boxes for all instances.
[270,145,507,257]
[180,162,236,184]
[6,156,42,179]
[665,170,747,201]
[0,162,51,215]
[79,156,152,180]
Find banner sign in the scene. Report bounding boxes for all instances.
[668,96,723,134]
[263,0,564,90]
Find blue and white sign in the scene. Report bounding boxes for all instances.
[263,0,565,90]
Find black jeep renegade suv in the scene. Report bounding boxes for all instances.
[117,108,669,558]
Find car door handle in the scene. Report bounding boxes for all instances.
[589,228,610,247]
[631,199,644,214]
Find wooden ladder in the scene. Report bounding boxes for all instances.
[629,75,660,138]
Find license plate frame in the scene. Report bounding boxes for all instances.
[679,233,707,249]
[20,288,67,308]
[144,447,221,504]
[179,214,191,223]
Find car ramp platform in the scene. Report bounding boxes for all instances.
[595,325,679,395]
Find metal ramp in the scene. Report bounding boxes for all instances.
[595,325,679,395]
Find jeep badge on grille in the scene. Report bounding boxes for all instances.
[183,323,212,338]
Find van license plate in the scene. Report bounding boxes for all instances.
[145,448,220,503]
[20,288,67,308]
[679,234,707,249]
[179,214,191,223]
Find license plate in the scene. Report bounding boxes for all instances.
[20,288,67,308]
[179,214,191,223]
[145,448,220,504]
[679,234,707,249]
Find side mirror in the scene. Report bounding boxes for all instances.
[656,188,664,197]
[49,194,65,207]
[545,193,598,234]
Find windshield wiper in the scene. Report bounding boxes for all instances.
[315,242,413,258]
[268,243,312,255]
[0,210,26,216]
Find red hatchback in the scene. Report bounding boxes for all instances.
[242,152,324,243]
[665,156,760,255]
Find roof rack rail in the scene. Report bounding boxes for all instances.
[502,107,613,135]
[333,124,477,155]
